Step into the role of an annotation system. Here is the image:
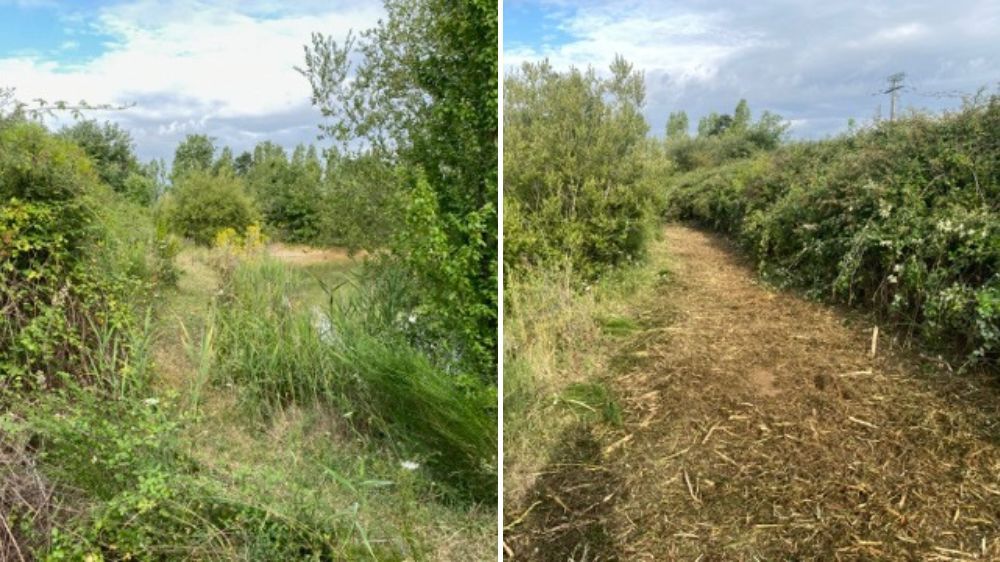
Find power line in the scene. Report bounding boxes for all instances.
[877,72,906,121]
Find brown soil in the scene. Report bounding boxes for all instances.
[266,243,361,265]
[506,225,1000,561]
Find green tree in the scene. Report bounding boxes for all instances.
[299,0,498,376]
[234,151,253,176]
[698,111,733,137]
[245,141,290,227]
[213,146,235,176]
[171,134,215,183]
[732,99,751,132]
[666,111,689,140]
[58,120,140,195]
[504,57,655,274]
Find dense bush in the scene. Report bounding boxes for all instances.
[0,123,157,393]
[504,58,659,278]
[57,120,162,205]
[9,390,389,560]
[665,95,1000,368]
[160,169,259,245]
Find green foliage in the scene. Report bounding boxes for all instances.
[9,391,391,561]
[160,169,259,245]
[666,111,689,139]
[666,100,789,173]
[170,134,216,183]
[299,0,498,377]
[503,58,658,278]
[234,150,253,176]
[244,141,335,244]
[665,94,1000,369]
[0,123,156,393]
[210,258,497,502]
[323,149,401,249]
[56,120,163,206]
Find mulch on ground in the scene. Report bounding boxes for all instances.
[508,225,1000,561]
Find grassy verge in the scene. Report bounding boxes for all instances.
[503,236,672,508]
[4,243,493,561]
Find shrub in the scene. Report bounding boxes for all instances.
[0,123,154,393]
[9,390,387,560]
[160,169,259,245]
[503,58,658,278]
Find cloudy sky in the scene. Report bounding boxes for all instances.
[0,0,381,162]
[504,0,1000,138]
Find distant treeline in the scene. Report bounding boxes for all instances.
[52,120,399,250]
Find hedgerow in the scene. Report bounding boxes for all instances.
[664,94,1000,368]
[0,122,161,393]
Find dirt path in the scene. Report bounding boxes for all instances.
[266,242,361,266]
[509,225,1000,561]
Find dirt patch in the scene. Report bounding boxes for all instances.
[748,367,779,396]
[266,243,361,266]
[531,225,1000,560]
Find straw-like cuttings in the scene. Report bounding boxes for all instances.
[506,226,1000,561]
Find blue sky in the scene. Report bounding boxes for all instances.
[0,0,381,162]
[0,1,115,64]
[503,0,1000,139]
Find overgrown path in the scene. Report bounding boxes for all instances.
[513,225,1000,560]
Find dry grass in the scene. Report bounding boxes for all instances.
[0,430,59,562]
[503,249,666,509]
[266,242,362,266]
[506,225,1000,560]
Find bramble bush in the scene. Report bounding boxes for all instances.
[664,94,1000,369]
[0,122,160,394]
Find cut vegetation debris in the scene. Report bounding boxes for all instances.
[505,226,1000,560]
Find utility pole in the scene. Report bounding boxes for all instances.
[880,72,906,121]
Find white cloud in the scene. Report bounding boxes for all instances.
[1,0,383,160]
[506,0,1000,139]
[505,6,759,85]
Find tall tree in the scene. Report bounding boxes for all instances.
[234,151,253,176]
[666,111,690,139]
[732,99,751,132]
[213,146,235,176]
[58,120,140,194]
[171,134,215,183]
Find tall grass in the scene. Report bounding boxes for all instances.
[504,257,661,504]
[209,257,497,503]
